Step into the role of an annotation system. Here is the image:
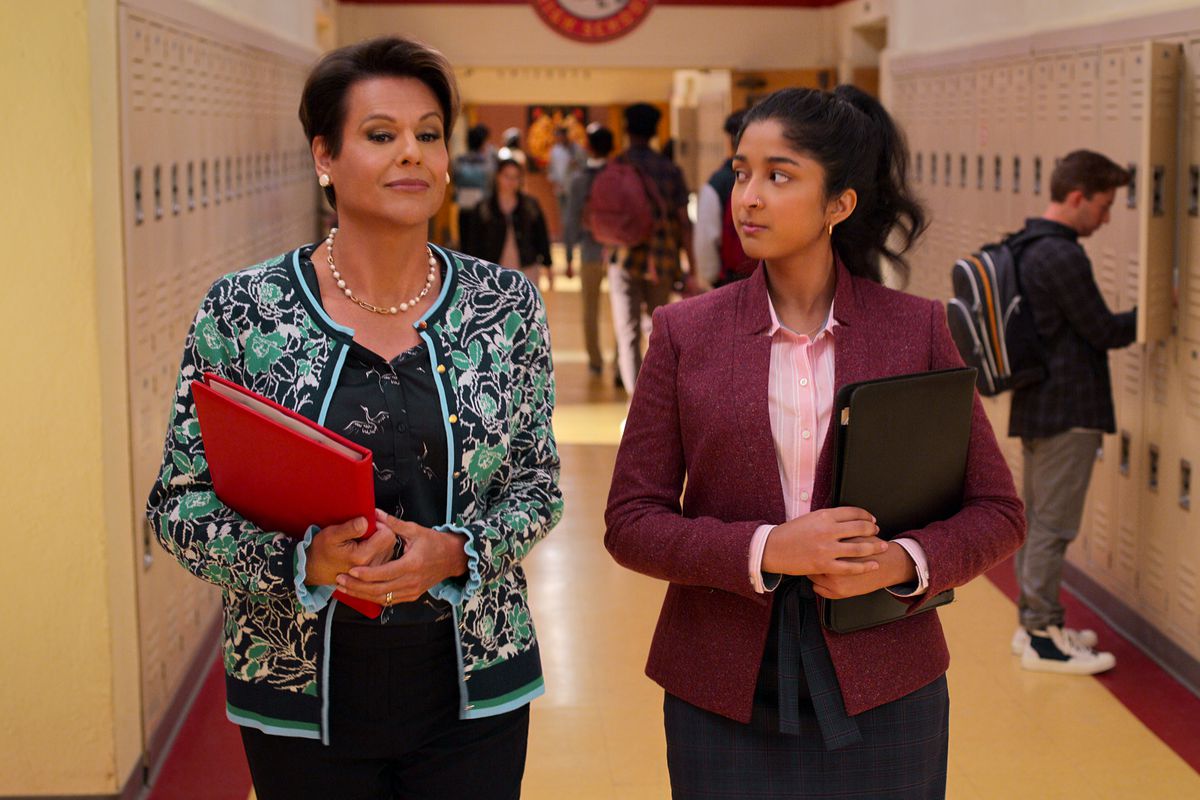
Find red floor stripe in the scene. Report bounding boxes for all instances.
[147,655,251,800]
[986,556,1200,773]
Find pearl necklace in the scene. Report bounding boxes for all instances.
[325,227,437,315]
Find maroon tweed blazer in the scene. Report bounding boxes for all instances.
[604,261,1025,721]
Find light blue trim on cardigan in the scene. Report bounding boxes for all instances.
[423,243,456,320]
[317,344,350,427]
[291,248,354,335]
[320,597,338,746]
[290,247,353,428]
[429,522,481,608]
[293,524,335,612]
[461,679,546,720]
[226,707,321,740]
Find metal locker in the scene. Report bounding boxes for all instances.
[1071,48,1101,146]
[1033,55,1056,161]
[955,68,977,259]
[1053,52,1074,158]
[1087,47,1130,310]
[1184,38,1200,346]
[1010,59,1038,220]
[974,64,998,245]
[119,5,321,770]
[1135,41,1181,344]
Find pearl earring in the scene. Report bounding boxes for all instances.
[319,174,331,187]
[445,172,451,185]
[827,221,834,236]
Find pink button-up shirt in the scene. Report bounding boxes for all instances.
[748,293,928,594]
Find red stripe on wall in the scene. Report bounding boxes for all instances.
[986,556,1200,773]
[147,655,251,800]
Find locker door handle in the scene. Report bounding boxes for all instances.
[153,164,163,220]
[133,165,144,225]
[1151,165,1165,217]
[944,153,951,187]
[916,152,923,183]
[214,158,221,205]
[187,161,195,212]
[931,151,938,184]
[200,160,209,208]
[976,155,984,191]
[142,518,154,569]
[1119,431,1131,476]
[1182,460,1192,510]
[1033,156,1042,196]
[1012,156,1021,194]
[170,163,181,216]
[959,154,967,189]
[994,155,1002,192]
[1148,444,1159,490]
[1127,163,1137,209]
[1189,165,1199,217]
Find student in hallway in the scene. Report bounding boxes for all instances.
[450,122,494,213]
[1008,151,1135,674]
[605,86,1025,799]
[458,157,552,288]
[695,108,754,289]
[608,102,694,392]
[147,36,561,800]
[562,122,615,376]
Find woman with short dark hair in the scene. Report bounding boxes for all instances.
[148,36,561,799]
[605,86,1025,798]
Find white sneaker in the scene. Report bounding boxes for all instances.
[1021,625,1116,675]
[1011,625,1098,655]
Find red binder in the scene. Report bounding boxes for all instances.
[192,373,383,618]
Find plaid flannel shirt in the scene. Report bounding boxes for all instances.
[620,145,690,282]
[1008,218,1138,439]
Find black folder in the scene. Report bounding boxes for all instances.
[820,367,977,633]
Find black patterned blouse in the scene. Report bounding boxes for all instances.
[301,257,452,626]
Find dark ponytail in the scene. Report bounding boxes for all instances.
[736,85,926,285]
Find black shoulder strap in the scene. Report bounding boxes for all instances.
[1004,223,1072,256]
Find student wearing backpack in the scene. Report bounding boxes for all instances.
[605,86,1024,799]
[695,109,755,289]
[603,102,695,393]
[563,123,615,375]
[1008,151,1135,675]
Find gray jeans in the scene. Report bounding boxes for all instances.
[1014,430,1101,631]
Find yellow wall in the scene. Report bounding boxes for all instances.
[0,0,141,795]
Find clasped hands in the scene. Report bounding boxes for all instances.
[303,509,469,605]
[760,506,918,599]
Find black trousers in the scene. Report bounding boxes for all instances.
[240,618,530,800]
[664,613,949,800]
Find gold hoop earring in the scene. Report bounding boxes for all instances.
[445,172,451,185]
[318,174,331,188]
[827,221,834,236]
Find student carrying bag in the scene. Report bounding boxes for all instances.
[583,156,666,248]
[946,228,1061,396]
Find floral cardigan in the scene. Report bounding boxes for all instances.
[146,244,562,743]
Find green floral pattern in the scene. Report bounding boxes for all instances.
[147,246,561,730]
